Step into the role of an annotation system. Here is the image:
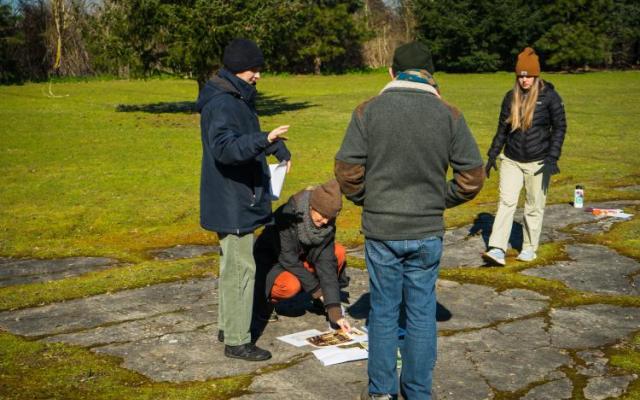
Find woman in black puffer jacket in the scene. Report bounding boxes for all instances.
[483,47,567,266]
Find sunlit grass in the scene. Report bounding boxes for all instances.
[1,72,639,399]
[0,331,251,400]
[1,71,639,260]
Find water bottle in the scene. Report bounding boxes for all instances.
[574,185,584,208]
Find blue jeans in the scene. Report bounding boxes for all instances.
[366,236,442,399]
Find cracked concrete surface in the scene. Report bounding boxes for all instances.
[0,201,639,399]
[0,256,118,287]
[522,244,640,296]
[149,244,220,260]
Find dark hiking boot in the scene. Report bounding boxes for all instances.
[224,343,272,361]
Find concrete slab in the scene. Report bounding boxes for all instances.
[150,245,220,260]
[0,256,118,287]
[520,376,573,400]
[522,244,640,296]
[436,281,549,331]
[1,201,639,399]
[549,304,640,349]
[583,375,636,400]
[0,279,217,337]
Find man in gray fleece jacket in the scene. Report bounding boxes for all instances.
[335,42,484,400]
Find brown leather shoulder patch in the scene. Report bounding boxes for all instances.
[441,99,462,119]
[355,96,377,119]
[454,165,485,196]
[334,160,365,197]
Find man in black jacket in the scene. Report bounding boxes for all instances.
[196,38,291,361]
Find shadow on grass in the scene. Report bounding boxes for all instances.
[115,94,315,116]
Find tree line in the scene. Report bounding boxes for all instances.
[1,0,639,85]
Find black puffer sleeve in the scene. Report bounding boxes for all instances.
[545,88,567,161]
[487,91,512,159]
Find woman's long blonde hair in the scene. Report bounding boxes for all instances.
[507,77,544,132]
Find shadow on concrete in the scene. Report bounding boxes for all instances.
[273,291,315,318]
[436,302,453,322]
[115,94,314,116]
[469,212,523,251]
[347,293,370,320]
[347,292,453,324]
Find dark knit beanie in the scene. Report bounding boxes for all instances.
[310,179,342,219]
[515,47,540,77]
[392,41,435,73]
[223,38,265,73]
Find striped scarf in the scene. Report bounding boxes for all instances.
[396,69,439,92]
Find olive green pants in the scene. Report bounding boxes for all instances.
[488,154,551,253]
[218,232,255,346]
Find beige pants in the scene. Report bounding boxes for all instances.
[488,154,551,253]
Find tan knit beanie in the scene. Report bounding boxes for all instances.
[515,47,540,77]
[310,179,342,219]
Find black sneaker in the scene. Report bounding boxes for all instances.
[309,298,325,314]
[217,330,224,343]
[224,343,272,361]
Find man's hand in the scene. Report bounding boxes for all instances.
[485,158,497,179]
[267,125,289,143]
[335,317,351,333]
[286,160,291,173]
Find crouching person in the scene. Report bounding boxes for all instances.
[253,179,351,333]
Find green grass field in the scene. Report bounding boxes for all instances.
[1,71,640,399]
[2,71,639,262]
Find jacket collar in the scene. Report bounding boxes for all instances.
[218,68,258,107]
[380,80,441,98]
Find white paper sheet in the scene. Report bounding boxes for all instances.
[312,346,369,366]
[269,161,287,200]
[276,329,323,347]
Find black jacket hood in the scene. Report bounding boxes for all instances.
[195,68,256,113]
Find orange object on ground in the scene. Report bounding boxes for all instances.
[270,243,346,301]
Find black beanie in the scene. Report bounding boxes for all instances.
[223,39,265,73]
[392,41,435,73]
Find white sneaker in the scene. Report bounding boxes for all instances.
[517,249,537,262]
[483,248,506,266]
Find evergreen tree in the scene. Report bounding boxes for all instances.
[535,0,614,69]
[0,1,23,83]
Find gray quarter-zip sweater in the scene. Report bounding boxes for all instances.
[335,79,484,240]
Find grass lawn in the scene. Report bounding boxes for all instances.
[1,71,640,399]
[2,71,639,262]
